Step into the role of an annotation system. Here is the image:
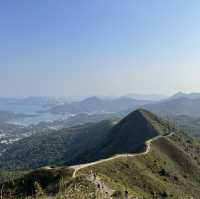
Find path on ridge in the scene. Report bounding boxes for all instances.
[70,132,174,178]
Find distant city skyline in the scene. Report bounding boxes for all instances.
[1,1,200,97]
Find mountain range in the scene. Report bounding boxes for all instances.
[46,92,200,119]
[125,93,167,101]
[168,91,200,100]
[144,94,200,117]
[2,92,200,118]
[47,96,151,114]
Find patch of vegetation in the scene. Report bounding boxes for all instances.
[0,167,73,198]
[0,120,114,171]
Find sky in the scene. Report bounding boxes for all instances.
[1,0,200,97]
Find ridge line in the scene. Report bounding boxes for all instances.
[69,132,174,178]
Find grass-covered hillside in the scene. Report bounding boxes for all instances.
[171,114,200,138]
[1,110,200,198]
[1,129,200,198]
[73,109,174,163]
[77,132,200,199]
[0,166,100,199]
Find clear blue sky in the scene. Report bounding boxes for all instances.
[1,0,200,97]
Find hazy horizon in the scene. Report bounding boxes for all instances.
[1,1,200,97]
[0,92,168,99]
[1,91,199,100]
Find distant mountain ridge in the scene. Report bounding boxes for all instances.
[143,96,200,117]
[125,93,167,101]
[169,92,200,100]
[48,96,151,114]
[47,92,200,118]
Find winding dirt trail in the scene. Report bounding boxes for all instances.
[69,132,174,178]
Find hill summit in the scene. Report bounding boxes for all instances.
[73,109,173,163]
[99,109,171,154]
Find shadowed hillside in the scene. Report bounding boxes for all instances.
[72,109,174,163]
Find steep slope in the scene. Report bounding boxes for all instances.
[73,109,173,163]
[98,109,171,154]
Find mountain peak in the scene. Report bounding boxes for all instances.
[123,108,161,126]
[81,96,101,103]
[93,109,171,159]
[132,108,150,115]
[175,91,185,95]
[170,91,200,100]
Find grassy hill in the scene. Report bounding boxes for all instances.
[170,114,200,138]
[77,132,200,198]
[1,129,200,198]
[0,110,200,198]
[72,109,174,164]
